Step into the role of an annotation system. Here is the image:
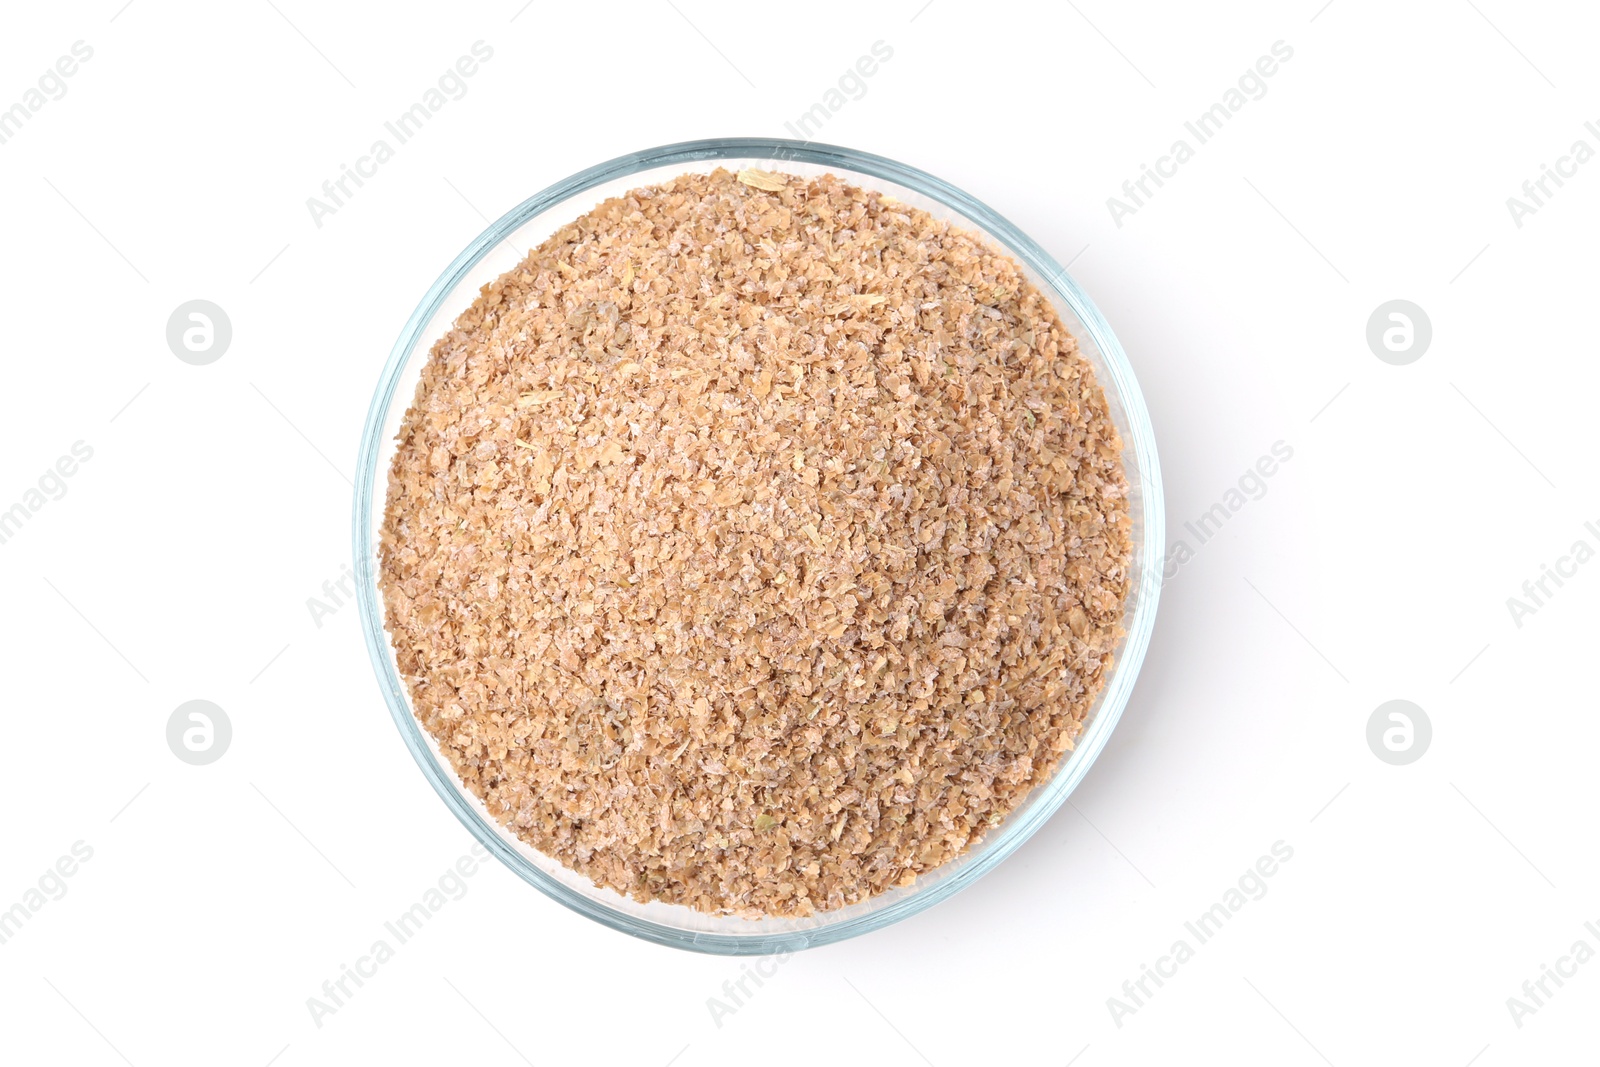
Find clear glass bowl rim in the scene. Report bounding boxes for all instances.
[352,137,1164,955]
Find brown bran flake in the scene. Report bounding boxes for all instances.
[379,168,1132,917]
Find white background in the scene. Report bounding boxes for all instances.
[1,1,1596,1064]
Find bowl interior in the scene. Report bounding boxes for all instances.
[353,139,1163,954]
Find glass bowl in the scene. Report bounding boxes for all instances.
[353,138,1163,954]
